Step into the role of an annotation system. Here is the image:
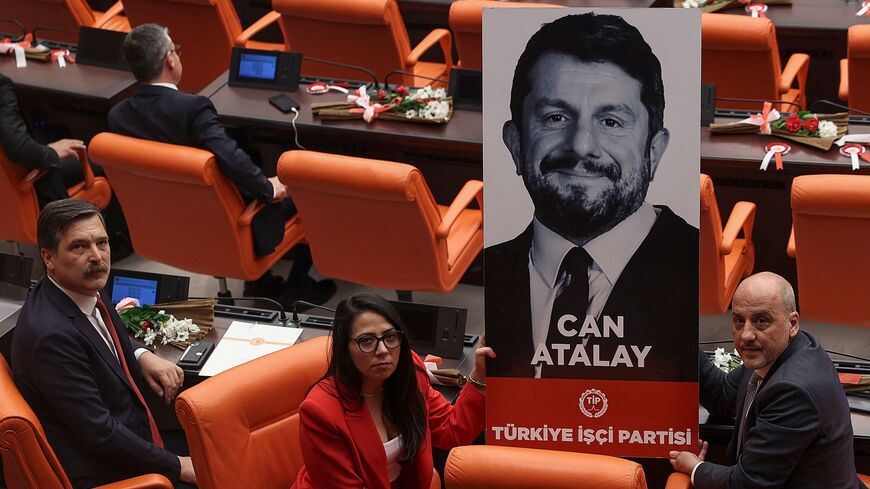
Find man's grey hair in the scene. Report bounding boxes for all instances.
[123,23,172,83]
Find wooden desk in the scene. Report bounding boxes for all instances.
[203,72,483,203]
[700,117,870,289]
[720,0,870,105]
[0,56,136,141]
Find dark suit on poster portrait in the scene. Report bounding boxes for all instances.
[107,84,292,256]
[11,278,180,488]
[695,331,865,489]
[486,205,697,381]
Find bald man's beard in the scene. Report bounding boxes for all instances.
[523,152,651,242]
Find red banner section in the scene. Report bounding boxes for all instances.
[486,377,699,458]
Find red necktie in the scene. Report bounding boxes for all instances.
[95,296,165,448]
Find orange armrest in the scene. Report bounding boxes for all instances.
[787,226,796,258]
[664,473,692,489]
[93,1,125,29]
[779,53,810,94]
[720,201,755,255]
[92,474,173,489]
[238,200,265,227]
[839,59,849,101]
[77,147,96,190]
[236,10,282,46]
[436,179,482,239]
[19,169,46,192]
[407,28,452,68]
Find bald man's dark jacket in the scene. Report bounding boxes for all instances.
[696,331,865,489]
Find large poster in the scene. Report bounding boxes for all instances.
[484,8,700,457]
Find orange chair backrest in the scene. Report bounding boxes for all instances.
[445,445,648,489]
[702,14,782,111]
[87,132,262,279]
[791,174,870,327]
[120,0,248,93]
[699,173,728,314]
[278,150,451,292]
[271,0,413,83]
[175,336,330,489]
[1,0,94,44]
[448,0,562,70]
[848,25,870,113]
[0,355,73,489]
[0,146,40,244]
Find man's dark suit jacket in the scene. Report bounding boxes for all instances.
[696,331,864,489]
[485,205,698,381]
[0,74,69,205]
[107,84,290,256]
[11,278,180,488]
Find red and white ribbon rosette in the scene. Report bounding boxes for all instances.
[761,142,790,170]
[50,48,70,68]
[840,144,869,170]
[745,3,768,17]
[740,101,781,135]
[857,1,869,16]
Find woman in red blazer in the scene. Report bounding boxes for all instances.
[292,293,492,489]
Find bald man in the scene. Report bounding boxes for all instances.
[670,272,865,489]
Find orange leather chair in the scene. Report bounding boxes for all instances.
[839,25,870,113]
[860,473,870,486]
[271,0,452,87]
[700,174,756,314]
[0,0,129,44]
[0,146,112,244]
[702,14,809,112]
[444,445,691,489]
[787,174,870,327]
[120,0,285,93]
[448,0,562,70]
[0,354,172,489]
[277,150,482,298]
[174,336,329,489]
[87,132,304,289]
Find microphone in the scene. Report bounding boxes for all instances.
[190,296,290,327]
[383,69,448,90]
[288,300,336,328]
[714,96,802,112]
[810,99,870,120]
[699,339,734,345]
[301,55,379,89]
[0,19,26,43]
[30,26,77,49]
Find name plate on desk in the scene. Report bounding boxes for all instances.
[198,321,303,377]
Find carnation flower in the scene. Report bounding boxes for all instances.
[818,120,838,138]
[803,117,819,132]
[712,347,743,373]
[785,114,802,132]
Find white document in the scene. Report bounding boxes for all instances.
[198,321,303,377]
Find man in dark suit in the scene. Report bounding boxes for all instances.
[11,199,195,488]
[669,272,866,489]
[486,13,697,380]
[107,23,334,304]
[0,73,85,207]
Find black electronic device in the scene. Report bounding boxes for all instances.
[76,26,128,70]
[0,252,33,301]
[448,68,482,112]
[229,47,301,91]
[177,341,215,371]
[701,84,716,126]
[268,93,300,113]
[105,269,189,306]
[390,300,467,360]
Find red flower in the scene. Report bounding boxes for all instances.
[376,89,387,100]
[142,320,153,330]
[803,117,819,132]
[785,115,802,132]
[395,85,409,96]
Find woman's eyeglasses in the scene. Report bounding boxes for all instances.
[350,330,403,353]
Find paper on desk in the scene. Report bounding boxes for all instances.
[198,321,303,377]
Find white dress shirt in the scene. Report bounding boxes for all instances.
[48,276,148,361]
[527,203,659,378]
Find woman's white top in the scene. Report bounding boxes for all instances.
[384,436,404,482]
